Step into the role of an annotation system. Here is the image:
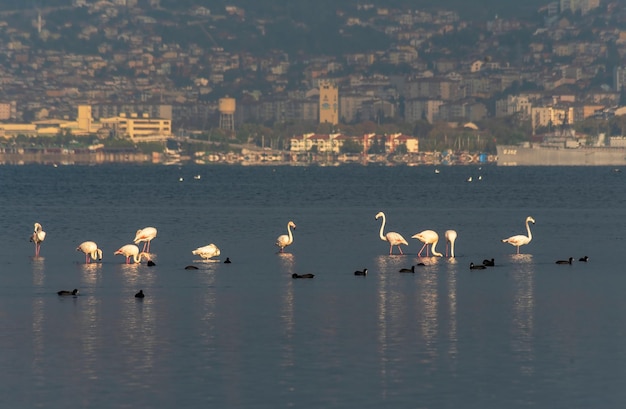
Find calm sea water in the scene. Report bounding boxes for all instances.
[0,164,625,408]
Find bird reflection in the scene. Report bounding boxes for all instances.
[509,254,534,263]
[80,262,102,286]
[510,263,536,375]
[278,252,296,274]
[31,257,45,287]
[416,256,443,267]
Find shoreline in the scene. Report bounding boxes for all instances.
[0,150,497,166]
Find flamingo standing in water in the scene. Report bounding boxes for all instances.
[114,244,150,264]
[134,227,157,252]
[192,243,221,260]
[30,222,46,257]
[76,241,103,264]
[276,221,296,253]
[502,216,535,254]
[375,211,408,255]
[444,229,457,258]
[411,230,443,257]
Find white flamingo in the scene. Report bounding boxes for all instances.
[114,244,150,264]
[502,216,535,254]
[192,243,221,260]
[134,227,157,252]
[411,230,443,257]
[30,222,46,257]
[276,221,296,253]
[76,241,103,264]
[375,211,408,255]
[444,230,457,258]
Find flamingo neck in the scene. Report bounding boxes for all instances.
[378,214,387,241]
[92,249,102,260]
[287,224,293,244]
[431,239,443,257]
[450,240,455,258]
[526,220,533,241]
[132,252,148,263]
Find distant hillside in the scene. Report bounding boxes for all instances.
[1,0,548,21]
[192,0,547,20]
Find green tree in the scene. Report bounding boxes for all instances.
[340,138,362,154]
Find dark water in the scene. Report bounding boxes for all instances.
[0,164,625,408]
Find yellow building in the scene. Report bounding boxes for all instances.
[77,105,93,132]
[100,113,172,141]
[319,80,339,125]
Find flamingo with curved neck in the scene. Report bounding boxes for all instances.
[114,244,150,264]
[502,216,535,254]
[445,230,457,258]
[192,243,221,260]
[77,241,103,264]
[412,230,443,257]
[31,222,46,257]
[276,221,296,253]
[134,227,157,252]
[375,211,408,255]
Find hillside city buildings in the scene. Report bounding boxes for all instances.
[0,0,623,156]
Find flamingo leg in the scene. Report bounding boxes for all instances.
[388,243,393,255]
[85,254,90,264]
[418,243,427,257]
[397,245,404,255]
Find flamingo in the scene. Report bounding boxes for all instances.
[30,222,46,257]
[276,221,296,253]
[114,244,150,264]
[375,211,408,255]
[411,230,443,257]
[501,216,535,254]
[76,241,103,264]
[134,227,157,252]
[444,229,457,258]
[192,243,221,260]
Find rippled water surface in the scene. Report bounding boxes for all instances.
[0,164,625,408]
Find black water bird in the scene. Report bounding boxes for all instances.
[292,273,315,279]
[556,257,573,265]
[184,265,199,270]
[58,289,79,296]
[470,263,486,270]
[135,290,145,298]
[579,256,589,262]
[146,260,156,266]
[224,257,232,264]
[417,262,425,266]
[482,258,495,266]
[399,266,415,273]
[354,268,368,276]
